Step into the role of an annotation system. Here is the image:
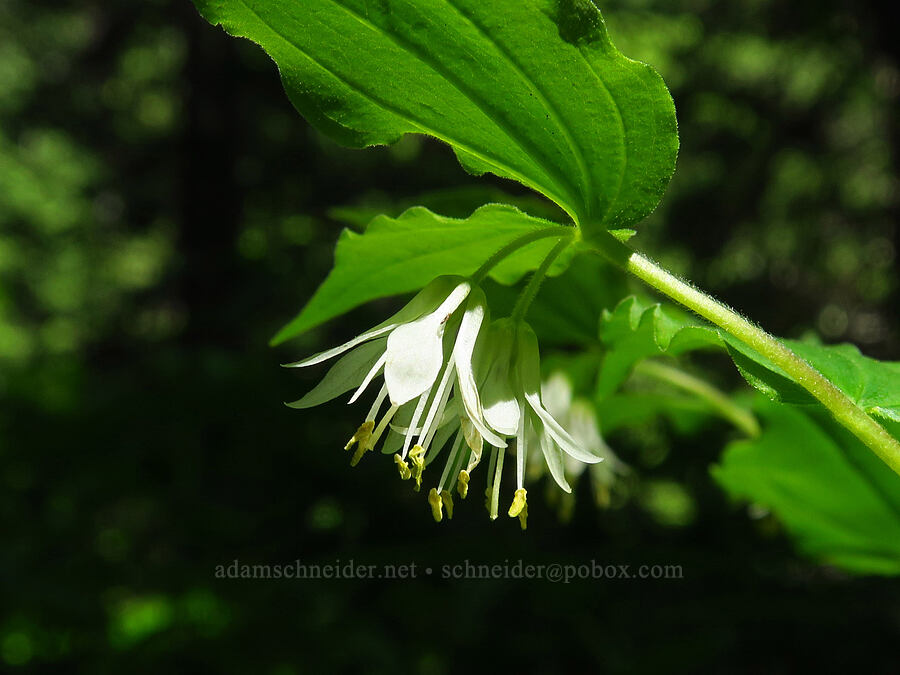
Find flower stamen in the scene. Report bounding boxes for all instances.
[345,420,374,465]
[409,444,426,491]
[440,490,454,519]
[508,488,528,530]
[457,470,470,499]
[428,487,443,522]
[394,454,411,480]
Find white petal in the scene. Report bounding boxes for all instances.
[516,323,602,464]
[541,372,574,421]
[533,414,572,493]
[432,280,472,320]
[365,384,389,422]
[479,322,519,436]
[437,430,466,491]
[402,390,430,457]
[282,324,394,368]
[384,315,445,406]
[452,288,507,448]
[383,280,471,407]
[419,359,457,449]
[285,338,387,409]
[568,400,613,457]
[516,400,527,489]
[347,351,387,404]
[283,276,461,368]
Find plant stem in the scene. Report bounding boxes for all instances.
[470,226,575,283]
[633,360,761,438]
[511,237,572,321]
[590,231,900,475]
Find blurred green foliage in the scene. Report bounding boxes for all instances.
[1,0,898,672]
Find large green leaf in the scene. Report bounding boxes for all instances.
[192,0,678,232]
[272,204,572,344]
[713,400,900,575]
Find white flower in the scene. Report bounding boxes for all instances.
[285,276,504,479]
[473,319,605,528]
[286,277,613,528]
[538,372,628,509]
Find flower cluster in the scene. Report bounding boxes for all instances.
[286,275,605,528]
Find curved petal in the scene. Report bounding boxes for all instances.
[541,372,574,421]
[532,414,572,493]
[282,324,394,368]
[480,321,520,436]
[285,338,387,409]
[283,276,462,368]
[516,323,602,464]
[568,400,614,458]
[452,288,507,447]
[419,359,457,448]
[347,351,387,404]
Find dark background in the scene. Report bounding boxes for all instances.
[1,0,899,672]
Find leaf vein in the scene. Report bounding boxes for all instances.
[320,0,583,215]
[439,0,593,213]
[236,0,578,214]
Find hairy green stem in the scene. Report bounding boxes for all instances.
[590,231,900,476]
[512,237,573,321]
[470,225,575,284]
[634,360,761,438]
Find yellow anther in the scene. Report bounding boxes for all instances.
[440,490,454,520]
[408,445,426,492]
[350,446,368,466]
[428,487,443,522]
[508,488,528,530]
[394,454,411,480]
[457,470,470,499]
[345,421,374,466]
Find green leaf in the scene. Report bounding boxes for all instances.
[713,400,900,575]
[327,185,569,228]
[597,296,722,395]
[734,340,900,426]
[192,0,678,232]
[272,204,572,344]
[598,297,900,442]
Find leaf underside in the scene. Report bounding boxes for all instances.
[272,204,573,344]
[713,400,900,575]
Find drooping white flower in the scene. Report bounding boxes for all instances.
[538,372,628,509]
[473,319,605,529]
[285,276,504,475]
